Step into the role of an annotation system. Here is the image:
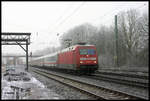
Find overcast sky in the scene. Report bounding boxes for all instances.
[2,1,148,55]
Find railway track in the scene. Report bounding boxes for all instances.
[96,70,148,79]
[86,73,149,88]
[34,66,148,88]
[31,68,145,100]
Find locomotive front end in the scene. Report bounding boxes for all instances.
[77,46,99,73]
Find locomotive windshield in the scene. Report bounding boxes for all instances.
[80,49,95,55]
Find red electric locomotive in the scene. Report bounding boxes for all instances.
[57,44,98,74]
[30,44,99,74]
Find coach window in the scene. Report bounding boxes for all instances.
[46,57,49,62]
[49,57,52,61]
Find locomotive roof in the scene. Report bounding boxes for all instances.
[60,44,95,53]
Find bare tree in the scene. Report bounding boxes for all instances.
[117,9,148,67]
[117,9,140,66]
[137,12,148,50]
[60,23,97,47]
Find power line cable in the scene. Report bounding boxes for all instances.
[48,3,75,31]
[92,3,147,27]
[93,3,146,23]
[50,2,86,34]
[2,3,75,36]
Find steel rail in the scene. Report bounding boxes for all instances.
[31,68,144,100]
[96,71,148,79]
[88,74,148,88]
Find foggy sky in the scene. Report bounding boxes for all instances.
[2,1,148,55]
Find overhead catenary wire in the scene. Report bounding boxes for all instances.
[2,3,76,37]
[48,3,75,32]
[47,2,147,48]
[3,2,146,36]
[56,2,147,34]
[32,2,86,46]
[99,3,146,22]
[49,2,86,34]
[94,3,147,27]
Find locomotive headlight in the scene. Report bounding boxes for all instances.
[80,61,83,64]
[94,61,97,63]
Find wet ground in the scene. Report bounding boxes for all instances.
[1,65,63,99]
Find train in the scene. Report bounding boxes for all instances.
[29,44,99,74]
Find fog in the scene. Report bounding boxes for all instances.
[2,1,148,55]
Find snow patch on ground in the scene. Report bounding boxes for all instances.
[1,65,63,99]
[31,77,45,88]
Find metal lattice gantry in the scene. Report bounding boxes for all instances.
[2,32,31,72]
[2,32,30,45]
